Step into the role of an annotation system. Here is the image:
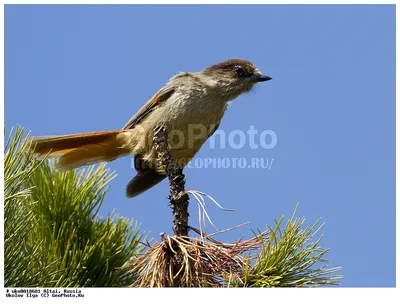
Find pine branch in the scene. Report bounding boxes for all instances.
[4,124,144,287]
[228,204,343,287]
[152,126,193,287]
[153,126,190,237]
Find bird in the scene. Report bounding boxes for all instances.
[31,59,272,198]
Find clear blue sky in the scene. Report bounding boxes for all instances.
[5,5,395,287]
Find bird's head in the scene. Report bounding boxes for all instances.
[201,59,272,99]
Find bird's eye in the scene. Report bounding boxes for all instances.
[235,65,247,77]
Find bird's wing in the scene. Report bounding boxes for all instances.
[122,84,176,130]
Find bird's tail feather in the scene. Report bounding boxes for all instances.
[31,130,131,171]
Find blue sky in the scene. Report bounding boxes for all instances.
[5,5,395,287]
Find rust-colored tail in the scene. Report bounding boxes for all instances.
[32,130,131,171]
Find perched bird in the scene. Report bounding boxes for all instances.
[32,59,272,197]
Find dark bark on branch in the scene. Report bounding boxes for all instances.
[153,126,190,237]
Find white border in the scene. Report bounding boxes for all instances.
[1,1,398,302]
[2,0,399,4]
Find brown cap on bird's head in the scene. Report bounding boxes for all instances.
[202,58,272,83]
[200,58,272,99]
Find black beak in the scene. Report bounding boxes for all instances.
[254,74,272,82]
